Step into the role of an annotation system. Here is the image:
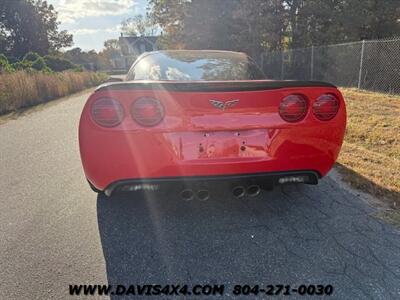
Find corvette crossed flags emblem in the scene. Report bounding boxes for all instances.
[209,99,239,110]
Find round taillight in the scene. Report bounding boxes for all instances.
[279,94,308,122]
[131,97,164,127]
[91,98,124,127]
[313,94,339,121]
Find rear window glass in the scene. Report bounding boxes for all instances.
[127,51,266,81]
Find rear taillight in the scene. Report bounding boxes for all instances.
[131,97,164,126]
[279,94,308,122]
[91,98,124,127]
[313,94,339,121]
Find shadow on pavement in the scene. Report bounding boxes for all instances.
[97,178,400,299]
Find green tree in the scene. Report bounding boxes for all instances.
[231,0,287,56]
[341,0,400,41]
[63,48,109,71]
[149,0,287,57]
[181,0,238,50]
[103,39,120,52]
[121,14,156,37]
[0,0,72,58]
[148,0,188,49]
[148,0,400,53]
[98,39,121,68]
[285,0,400,48]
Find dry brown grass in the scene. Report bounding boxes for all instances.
[337,88,400,222]
[0,70,108,115]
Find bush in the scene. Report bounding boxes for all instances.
[23,52,41,62]
[44,55,76,72]
[31,57,51,72]
[0,54,14,73]
[72,65,84,72]
[11,60,32,71]
[1,52,85,73]
[1,50,89,75]
[6,56,19,64]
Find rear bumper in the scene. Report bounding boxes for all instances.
[102,170,320,196]
[79,87,346,191]
[80,126,342,191]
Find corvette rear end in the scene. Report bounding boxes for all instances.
[79,51,346,197]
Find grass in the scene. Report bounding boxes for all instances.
[0,70,108,115]
[337,88,400,224]
[378,210,400,227]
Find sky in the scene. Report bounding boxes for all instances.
[47,0,149,52]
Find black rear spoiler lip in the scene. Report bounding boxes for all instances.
[95,80,336,93]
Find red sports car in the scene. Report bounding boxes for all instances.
[79,50,346,198]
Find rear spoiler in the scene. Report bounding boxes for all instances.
[95,80,336,93]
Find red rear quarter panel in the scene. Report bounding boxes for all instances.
[79,84,346,190]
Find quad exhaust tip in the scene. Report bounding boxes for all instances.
[181,185,260,200]
[181,189,194,201]
[247,185,261,197]
[232,185,261,198]
[232,186,246,199]
[197,189,210,201]
[181,189,210,201]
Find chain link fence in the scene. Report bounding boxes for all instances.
[261,37,400,94]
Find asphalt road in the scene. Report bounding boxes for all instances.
[0,89,399,299]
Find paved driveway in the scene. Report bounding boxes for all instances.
[0,90,399,299]
[99,179,400,299]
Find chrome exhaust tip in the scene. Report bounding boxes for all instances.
[197,189,210,201]
[247,185,261,197]
[232,186,246,199]
[181,189,194,201]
